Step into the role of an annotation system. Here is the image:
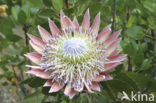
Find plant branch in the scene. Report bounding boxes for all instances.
[112,0,116,32]
[126,6,132,72]
[127,56,132,71]
[11,66,27,96]
[126,6,130,21]
[65,0,69,9]
[12,66,19,81]
[151,30,156,78]
[23,24,29,48]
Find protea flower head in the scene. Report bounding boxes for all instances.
[25,9,126,99]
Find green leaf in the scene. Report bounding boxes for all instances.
[149,79,156,92]
[61,100,67,103]
[141,59,151,70]
[36,8,58,24]
[18,10,27,24]
[51,0,64,11]
[0,18,21,42]
[115,72,139,91]
[0,74,4,79]
[89,2,102,15]
[11,5,20,20]
[0,39,10,51]
[68,0,77,4]
[23,89,44,103]
[20,77,33,84]
[42,87,57,96]
[8,34,22,42]
[124,0,137,8]
[106,79,134,92]
[147,16,156,29]
[27,0,43,7]
[143,0,156,13]
[28,77,46,88]
[126,16,136,28]
[132,43,146,65]
[154,44,156,57]
[122,39,137,56]
[132,51,144,65]
[125,26,145,40]
[101,79,132,101]
[43,0,52,7]
[126,72,152,90]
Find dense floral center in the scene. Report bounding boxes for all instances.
[63,38,87,59]
[40,31,107,90]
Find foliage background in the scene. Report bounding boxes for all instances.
[0,0,156,103]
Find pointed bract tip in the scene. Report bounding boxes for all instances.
[48,17,51,21]
[107,24,112,28]
[48,18,53,23]
[27,34,35,40]
[60,9,63,13]
[85,8,90,15]
[26,33,31,38]
[87,8,89,12]
[25,71,31,74]
[124,54,128,57]
[24,54,28,57]
[108,76,113,80]
[48,18,53,24]
[37,25,41,29]
[97,12,101,19]
[60,10,65,17]
[119,29,122,32]
[98,12,101,15]
[73,16,77,20]
[117,38,122,44]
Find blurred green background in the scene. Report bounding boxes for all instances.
[0,0,156,103]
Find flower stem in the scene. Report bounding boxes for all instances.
[112,0,116,32]
[65,0,69,9]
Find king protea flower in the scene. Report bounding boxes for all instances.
[25,9,126,99]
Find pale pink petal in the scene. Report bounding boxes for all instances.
[83,81,93,93]
[27,34,46,47]
[60,10,65,20]
[64,84,76,99]
[96,24,112,41]
[24,52,42,65]
[48,18,61,37]
[26,65,40,69]
[74,84,84,92]
[49,82,63,93]
[60,10,65,30]
[62,16,73,30]
[108,54,127,62]
[106,38,121,55]
[81,8,90,31]
[73,16,79,31]
[43,79,53,87]
[102,62,121,73]
[26,69,50,79]
[91,12,100,34]
[110,49,120,56]
[104,29,122,47]
[94,74,113,82]
[38,25,52,42]
[29,40,43,54]
[90,82,101,91]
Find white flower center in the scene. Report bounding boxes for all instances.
[41,32,107,88]
[63,38,87,58]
